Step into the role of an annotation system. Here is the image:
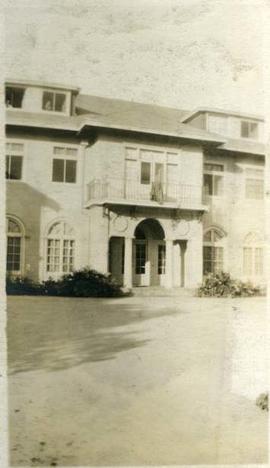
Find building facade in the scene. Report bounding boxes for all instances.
[5,79,266,288]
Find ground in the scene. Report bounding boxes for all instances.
[8,295,268,466]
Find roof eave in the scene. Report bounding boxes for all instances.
[78,121,225,145]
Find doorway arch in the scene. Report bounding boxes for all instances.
[133,218,166,286]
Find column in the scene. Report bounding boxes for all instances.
[165,239,173,288]
[124,237,133,288]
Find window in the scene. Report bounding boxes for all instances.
[5,87,25,108]
[243,233,263,276]
[241,120,258,139]
[135,242,146,274]
[203,163,224,196]
[42,91,66,112]
[6,217,24,274]
[52,146,77,183]
[6,142,24,180]
[46,221,75,274]
[245,167,264,199]
[158,244,166,274]
[141,162,151,184]
[203,228,225,274]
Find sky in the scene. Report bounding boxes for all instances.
[4,0,267,115]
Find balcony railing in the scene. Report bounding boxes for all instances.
[87,177,203,208]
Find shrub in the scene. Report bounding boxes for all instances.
[6,275,45,296]
[6,268,130,298]
[43,268,126,298]
[198,271,261,297]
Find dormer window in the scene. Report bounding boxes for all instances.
[42,91,66,112]
[5,87,25,108]
[241,120,258,139]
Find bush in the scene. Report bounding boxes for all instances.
[7,268,130,298]
[43,268,126,298]
[6,275,45,296]
[198,271,261,298]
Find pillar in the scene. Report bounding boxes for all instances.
[165,239,173,288]
[124,237,133,288]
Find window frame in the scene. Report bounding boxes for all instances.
[42,89,68,114]
[244,166,264,200]
[203,161,224,198]
[242,233,263,277]
[6,216,25,276]
[240,120,259,140]
[203,227,226,275]
[5,140,25,181]
[51,145,78,184]
[45,221,76,276]
[135,240,147,275]
[5,86,26,109]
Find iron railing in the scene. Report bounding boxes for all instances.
[87,177,203,207]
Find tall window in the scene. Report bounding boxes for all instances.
[135,242,147,274]
[6,217,24,274]
[52,146,77,183]
[42,91,66,112]
[141,162,151,184]
[203,163,224,196]
[158,244,166,275]
[241,120,258,139]
[5,87,25,108]
[6,142,24,180]
[46,221,75,274]
[245,167,264,199]
[243,233,263,277]
[203,228,225,274]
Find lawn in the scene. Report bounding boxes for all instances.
[7,295,268,466]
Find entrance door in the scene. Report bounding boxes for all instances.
[133,240,150,286]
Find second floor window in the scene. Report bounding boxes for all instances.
[241,120,258,139]
[42,91,66,112]
[6,143,24,180]
[5,87,25,108]
[245,168,264,199]
[203,163,224,196]
[52,146,77,183]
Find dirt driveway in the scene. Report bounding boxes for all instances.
[7,295,268,466]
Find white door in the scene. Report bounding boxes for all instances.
[133,240,150,286]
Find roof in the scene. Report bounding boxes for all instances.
[5,92,265,154]
[76,94,225,144]
[219,138,265,156]
[6,78,80,93]
[182,107,264,123]
[6,110,81,132]
[6,98,226,145]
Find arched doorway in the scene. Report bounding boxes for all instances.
[133,218,166,286]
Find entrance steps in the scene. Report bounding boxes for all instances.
[132,286,196,297]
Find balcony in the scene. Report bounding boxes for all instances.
[86,177,205,210]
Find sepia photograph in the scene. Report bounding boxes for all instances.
[1,0,269,466]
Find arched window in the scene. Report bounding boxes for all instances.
[46,221,75,274]
[243,232,263,276]
[6,217,24,274]
[203,227,225,275]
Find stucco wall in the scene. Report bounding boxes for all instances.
[203,151,265,282]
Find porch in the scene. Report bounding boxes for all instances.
[109,218,190,289]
